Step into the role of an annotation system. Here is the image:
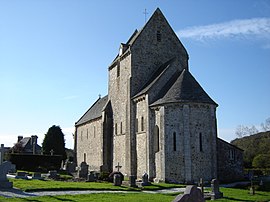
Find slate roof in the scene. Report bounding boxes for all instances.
[151,69,218,106]
[133,58,176,99]
[75,95,108,126]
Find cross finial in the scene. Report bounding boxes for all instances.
[143,9,148,23]
[50,149,54,156]
[115,162,122,172]
[98,94,101,99]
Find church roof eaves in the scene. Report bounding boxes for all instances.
[150,69,218,107]
[75,95,108,126]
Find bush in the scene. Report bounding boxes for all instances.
[7,153,62,172]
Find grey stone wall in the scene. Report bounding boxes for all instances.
[161,103,218,183]
[76,119,103,171]
[217,138,244,182]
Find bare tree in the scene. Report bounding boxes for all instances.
[261,117,270,132]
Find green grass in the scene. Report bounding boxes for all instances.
[9,179,184,192]
[2,179,270,202]
[0,193,175,202]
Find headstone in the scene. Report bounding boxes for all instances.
[87,171,95,182]
[48,170,59,179]
[198,178,204,196]
[65,161,76,174]
[113,173,122,186]
[0,144,4,165]
[210,179,223,200]
[15,171,28,179]
[78,162,89,179]
[0,161,13,189]
[129,175,137,187]
[32,172,43,180]
[50,149,54,156]
[142,172,150,186]
[173,185,205,202]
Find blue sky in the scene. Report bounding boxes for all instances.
[0,0,269,149]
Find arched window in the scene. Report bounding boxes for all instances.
[154,125,160,153]
[199,133,203,152]
[135,118,138,133]
[141,116,144,131]
[173,132,176,151]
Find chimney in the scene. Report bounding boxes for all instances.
[17,136,23,143]
[31,135,38,155]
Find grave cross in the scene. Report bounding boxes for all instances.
[50,149,54,156]
[115,162,122,172]
[0,144,5,165]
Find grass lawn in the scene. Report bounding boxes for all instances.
[1,179,270,202]
[9,178,184,192]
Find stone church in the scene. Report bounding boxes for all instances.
[74,8,243,183]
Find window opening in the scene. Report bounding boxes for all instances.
[199,133,203,152]
[141,117,144,131]
[154,125,160,153]
[157,30,161,42]
[173,132,176,151]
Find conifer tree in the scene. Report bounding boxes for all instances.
[42,125,66,160]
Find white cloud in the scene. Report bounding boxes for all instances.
[177,18,270,41]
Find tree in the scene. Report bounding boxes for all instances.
[235,125,258,138]
[42,125,66,160]
[252,154,270,168]
[261,117,270,132]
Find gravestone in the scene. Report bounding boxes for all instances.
[64,161,76,174]
[16,171,28,179]
[48,170,59,179]
[198,178,204,196]
[0,159,14,189]
[129,175,137,187]
[142,172,150,186]
[32,172,43,180]
[78,162,89,179]
[210,179,223,200]
[87,171,95,182]
[173,185,205,202]
[113,173,122,186]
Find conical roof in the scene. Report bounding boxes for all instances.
[151,69,217,106]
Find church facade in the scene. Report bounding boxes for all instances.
[74,8,243,183]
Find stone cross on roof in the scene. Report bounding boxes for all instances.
[50,149,54,156]
[143,9,148,23]
[0,144,5,165]
[115,162,122,172]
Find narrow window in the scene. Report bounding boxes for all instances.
[173,132,176,151]
[94,126,96,138]
[120,122,123,134]
[141,116,144,131]
[199,133,203,152]
[117,62,120,77]
[115,123,117,135]
[135,118,138,133]
[81,131,83,141]
[154,125,160,153]
[84,153,86,162]
[157,30,161,42]
[87,128,88,139]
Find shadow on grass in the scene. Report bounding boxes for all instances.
[222,197,253,202]
[48,196,75,202]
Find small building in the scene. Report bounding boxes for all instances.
[12,135,42,155]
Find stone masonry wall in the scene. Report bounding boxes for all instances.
[217,138,244,182]
[163,103,217,183]
[108,52,131,175]
[76,119,102,171]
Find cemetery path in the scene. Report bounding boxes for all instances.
[0,187,186,198]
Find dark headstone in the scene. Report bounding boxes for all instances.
[142,172,150,186]
[16,171,28,179]
[210,179,223,200]
[87,171,95,182]
[78,162,89,179]
[173,185,205,202]
[48,170,59,179]
[129,175,137,187]
[0,161,13,188]
[113,174,122,186]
